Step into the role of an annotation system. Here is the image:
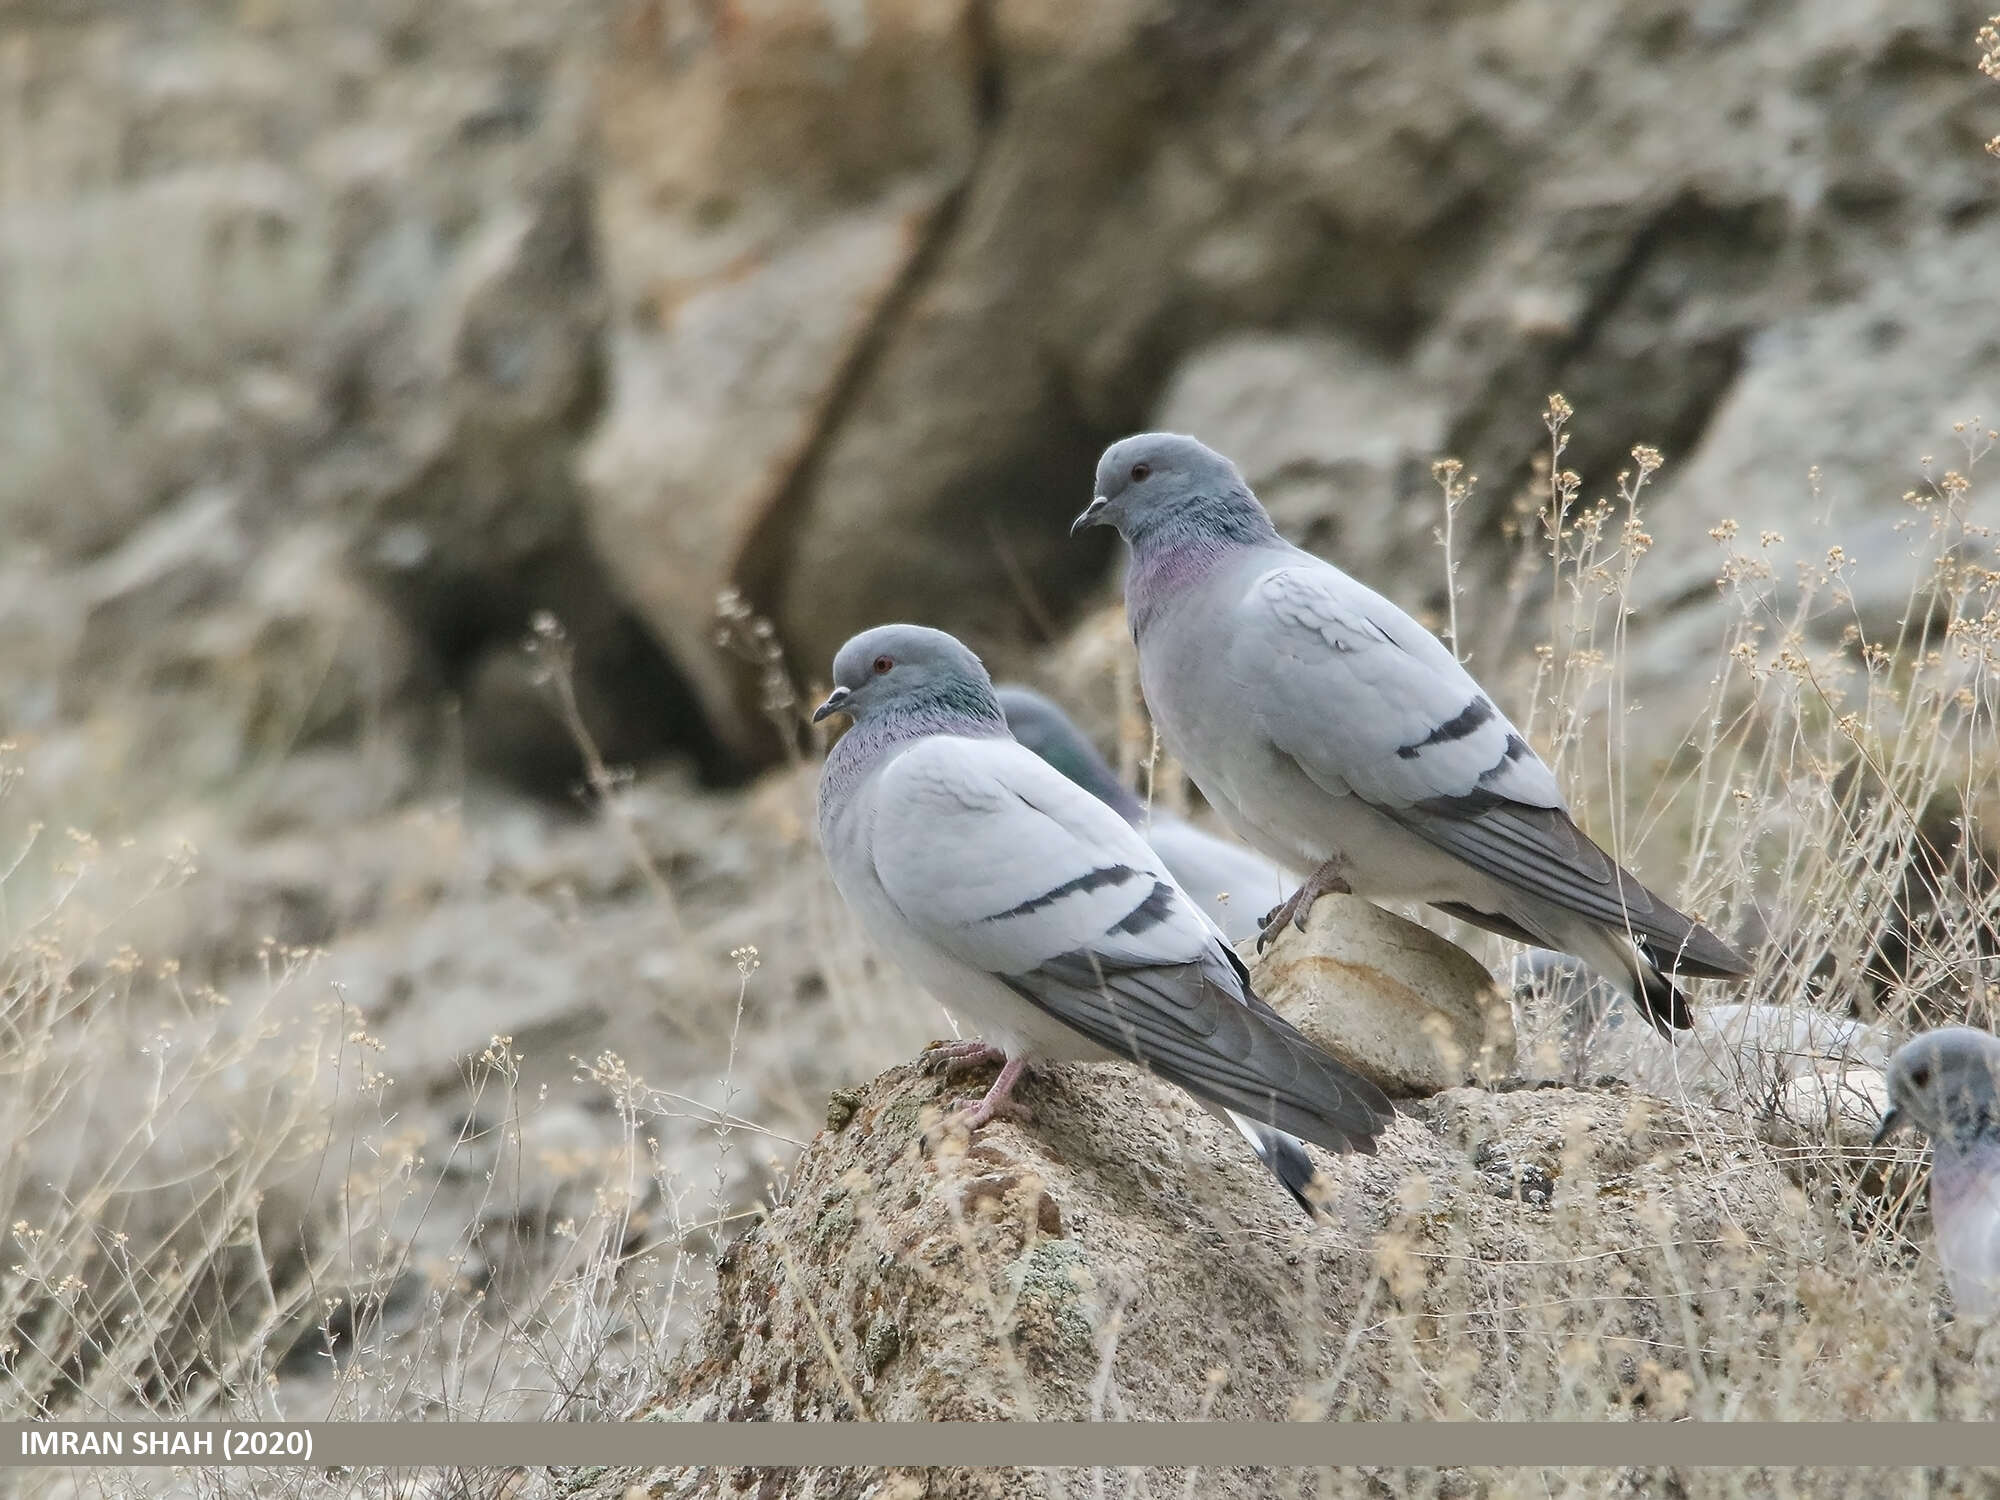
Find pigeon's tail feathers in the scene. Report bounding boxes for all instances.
[1590,924,1695,1038]
[1435,899,1745,1007]
[1227,1113,1335,1218]
[1000,954,1395,1158]
[1388,797,1753,985]
[1633,958,1695,1038]
[1490,904,1701,1039]
[1636,928,1752,982]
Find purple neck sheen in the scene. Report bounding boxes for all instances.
[1932,1136,2000,1202]
[1123,488,1280,637]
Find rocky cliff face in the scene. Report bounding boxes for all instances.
[14,0,1991,805]
[581,0,1999,748]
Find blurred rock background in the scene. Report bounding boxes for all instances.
[2,0,1996,1421]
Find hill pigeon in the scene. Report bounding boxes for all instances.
[995,684,1296,944]
[1877,1026,2000,1319]
[813,624,1394,1214]
[1073,432,1750,1036]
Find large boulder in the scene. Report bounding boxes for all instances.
[612,1046,1984,1497]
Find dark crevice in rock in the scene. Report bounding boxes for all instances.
[334,168,744,793]
[729,0,1012,740]
[374,524,740,797]
[1454,191,1787,544]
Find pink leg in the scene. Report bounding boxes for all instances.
[921,1039,1008,1076]
[948,1055,1032,1130]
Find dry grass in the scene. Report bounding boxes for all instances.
[6,378,1996,1497]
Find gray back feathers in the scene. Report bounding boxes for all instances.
[994,686,1142,821]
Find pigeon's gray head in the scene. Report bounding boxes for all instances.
[1072,433,1276,551]
[994,685,1139,819]
[812,624,1005,731]
[1876,1026,2000,1151]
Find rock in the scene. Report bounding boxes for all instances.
[1776,1064,1894,1152]
[0,2,726,801]
[334,160,723,791]
[56,501,426,805]
[1253,894,1516,1094]
[1621,227,2000,736]
[584,0,983,752]
[581,198,948,756]
[612,1053,1929,1492]
[1155,333,1451,599]
[0,163,329,562]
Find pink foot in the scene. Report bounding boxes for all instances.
[945,1055,1032,1132]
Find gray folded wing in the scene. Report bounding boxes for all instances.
[1241,561,1746,977]
[999,944,1390,1152]
[1396,798,1747,976]
[867,736,1392,1151]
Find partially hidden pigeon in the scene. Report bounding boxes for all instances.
[1074,432,1750,1036]
[813,623,1393,1214]
[995,684,1296,945]
[1878,1026,2000,1319]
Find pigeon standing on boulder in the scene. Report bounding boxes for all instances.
[995,685,1295,945]
[1073,432,1750,1036]
[1877,1026,2000,1318]
[813,623,1393,1214]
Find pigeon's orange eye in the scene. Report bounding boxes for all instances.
[872,655,894,674]
[1130,462,1151,482]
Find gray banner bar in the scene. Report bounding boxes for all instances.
[5,1424,2000,1469]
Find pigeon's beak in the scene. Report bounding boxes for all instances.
[1871,1106,1905,1148]
[1070,496,1110,537]
[811,686,852,724]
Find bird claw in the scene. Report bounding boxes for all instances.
[1256,863,1353,952]
[932,1054,1031,1136]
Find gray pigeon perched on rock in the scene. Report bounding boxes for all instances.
[1877,1026,2000,1318]
[995,684,1295,944]
[813,623,1394,1214]
[1074,432,1750,1037]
